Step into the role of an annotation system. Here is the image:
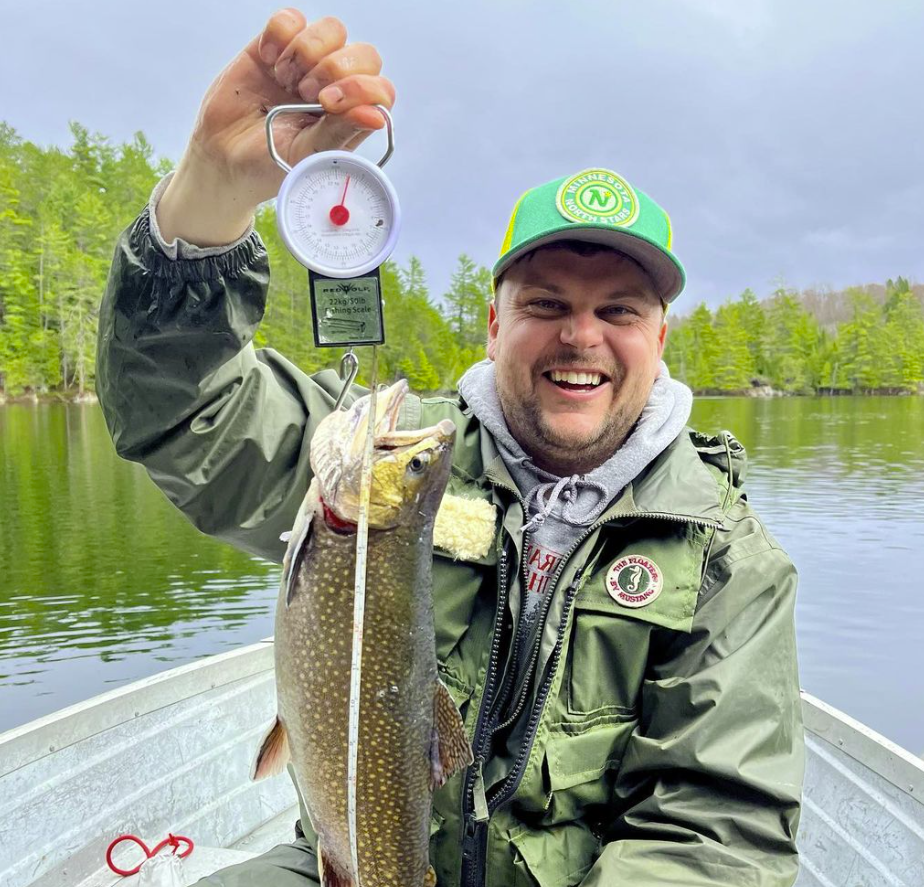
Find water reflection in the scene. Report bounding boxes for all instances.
[0,403,280,729]
[690,396,924,754]
[1,399,923,754]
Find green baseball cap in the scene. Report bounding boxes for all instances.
[493,168,686,303]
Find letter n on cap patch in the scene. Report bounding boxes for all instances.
[556,168,640,227]
[606,555,663,608]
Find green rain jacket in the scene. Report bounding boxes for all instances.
[97,209,804,887]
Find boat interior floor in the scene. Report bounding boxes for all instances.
[79,805,299,887]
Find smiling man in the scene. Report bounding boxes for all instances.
[96,9,804,887]
[489,247,666,476]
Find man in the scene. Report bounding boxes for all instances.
[97,9,804,886]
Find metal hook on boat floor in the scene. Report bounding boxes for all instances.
[335,350,359,411]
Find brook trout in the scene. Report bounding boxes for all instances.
[253,380,473,887]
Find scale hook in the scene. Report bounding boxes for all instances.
[335,350,359,411]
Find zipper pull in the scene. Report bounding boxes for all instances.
[472,759,489,822]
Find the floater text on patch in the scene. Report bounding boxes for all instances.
[606,555,663,608]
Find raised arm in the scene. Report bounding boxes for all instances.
[96,9,394,562]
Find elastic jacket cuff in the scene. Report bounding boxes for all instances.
[130,201,267,283]
[148,171,257,260]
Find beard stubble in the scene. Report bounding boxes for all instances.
[497,365,650,476]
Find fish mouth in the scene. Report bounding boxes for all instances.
[352,381,453,453]
[374,379,409,444]
[319,382,456,530]
[343,379,408,463]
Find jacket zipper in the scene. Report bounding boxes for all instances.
[483,508,721,816]
[486,524,533,724]
[486,569,584,812]
[460,543,511,887]
[490,529,555,733]
[459,478,721,886]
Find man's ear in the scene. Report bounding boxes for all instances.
[657,319,668,359]
[487,299,499,361]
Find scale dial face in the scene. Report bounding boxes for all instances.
[276,151,401,278]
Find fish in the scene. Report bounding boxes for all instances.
[253,379,473,887]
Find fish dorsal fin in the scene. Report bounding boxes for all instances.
[431,679,474,790]
[251,716,291,781]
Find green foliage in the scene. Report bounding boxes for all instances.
[0,123,162,395]
[761,288,824,393]
[0,121,921,398]
[664,303,721,390]
[666,282,924,394]
[0,122,498,398]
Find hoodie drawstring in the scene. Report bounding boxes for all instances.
[520,461,609,533]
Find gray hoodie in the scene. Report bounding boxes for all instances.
[457,359,692,705]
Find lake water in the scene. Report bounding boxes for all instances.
[1,398,923,754]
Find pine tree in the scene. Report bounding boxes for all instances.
[838,290,890,391]
[737,288,766,380]
[884,288,924,391]
[712,301,755,390]
[762,288,821,392]
[443,254,491,355]
[681,303,720,390]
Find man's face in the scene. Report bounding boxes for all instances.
[488,246,667,476]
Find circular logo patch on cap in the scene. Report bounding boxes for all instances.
[606,556,663,608]
[556,169,640,227]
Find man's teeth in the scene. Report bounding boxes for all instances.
[549,370,603,386]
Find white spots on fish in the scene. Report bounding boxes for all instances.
[277,523,440,887]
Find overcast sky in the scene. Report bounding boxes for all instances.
[3,0,922,309]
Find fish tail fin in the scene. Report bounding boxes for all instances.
[251,715,291,781]
[430,679,475,790]
[319,845,354,887]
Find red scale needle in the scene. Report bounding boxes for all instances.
[330,175,351,227]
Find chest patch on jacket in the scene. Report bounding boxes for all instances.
[606,555,663,608]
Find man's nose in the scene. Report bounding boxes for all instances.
[559,311,604,349]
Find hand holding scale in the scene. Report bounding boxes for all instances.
[266,104,399,349]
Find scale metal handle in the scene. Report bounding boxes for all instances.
[265,104,395,174]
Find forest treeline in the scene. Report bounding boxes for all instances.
[1,123,922,399]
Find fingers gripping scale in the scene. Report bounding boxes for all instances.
[266,105,399,349]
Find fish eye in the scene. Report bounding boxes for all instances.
[408,453,430,474]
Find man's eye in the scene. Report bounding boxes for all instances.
[601,305,634,317]
[529,300,564,312]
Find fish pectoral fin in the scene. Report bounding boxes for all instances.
[425,864,437,887]
[283,481,319,607]
[251,716,291,781]
[319,845,354,887]
[431,679,475,790]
